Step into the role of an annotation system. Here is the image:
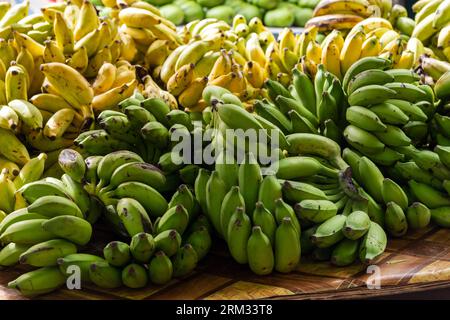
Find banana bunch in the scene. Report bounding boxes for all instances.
[89,212,211,289]
[412,0,450,62]
[100,0,182,63]
[305,0,410,33]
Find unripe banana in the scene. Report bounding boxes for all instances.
[430,207,450,227]
[168,185,195,218]
[359,221,387,263]
[130,232,155,263]
[27,195,83,219]
[274,198,301,236]
[0,243,31,267]
[331,239,359,267]
[247,226,274,275]
[295,199,338,223]
[220,186,245,240]
[275,217,301,273]
[0,219,54,245]
[172,243,198,278]
[406,202,431,229]
[206,171,227,237]
[19,239,77,267]
[194,169,210,216]
[343,125,385,155]
[385,202,408,237]
[117,198,153,237]
[382,178,409,210]
[257,175,282,213]
[343,210,371,240]
[252,202,277,246]
[122,263,148,289]
[8,266,66,297]
[89,261,122,289]
[57,253,105,283]
[311,215,346,248]
[358,156,384,203]
[42,215,92,246]
[149,251,173,285]
[58,149,86,183]
[226,207,251,264]
[186,226,211,261]
[103,241,131,267]
[409,180,450,208]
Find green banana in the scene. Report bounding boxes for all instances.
[84,155,103,185]
[282,180,328,203]
[194,169,210,215]
[397,146,450,180]
[343,210,371,240]
[385,69,420,83]
[168,184,195,217]
[275,217,301,273]
[394,162,443,190]
[374,125,411,147]
[172,243,198,277]
[141,98,171,127]
[61,174,91,215]
[18,180,69,205]
[258,175,282,213]
[42,215,92,246]
[103,241,131,267]
[311,215,346,248]
[27,195,83,218]
[347,69,395,95]
[220,186,245,240]
[348,85,397,106]
[300,226,317,256]
[274,198,300,236]
[252,202,277,246]
[206,171,227,237]
[430,207,450,227]
[238,153,262,215]
[247,226,274,275]
[89,261,122,289]
[382,178,409,210]
[122,263,148,289]
[342,57,391,92]
[0,209,45,234]
[156,205,189,235]
[358,156,384,203]
[109,162,166,192]
[385,202,408,237]
[292,68,316,114]
[112,182,168,218]
[57,253,105,283]
[386,99,427,122]
[370,102,409,125]
[186,226,211,261]
[149,251,173,285]
[226,207,251,264]
[406,202,431,229]
[343,125,385,155]
[8,267,66,297]
[154,229,181,257]
[19,239,77,267]
[331,239,359,267]
[435,145,450,168]
[58,149,86,183]
[179,165,200,186]
[294,199,337,223]
[359,221,387,263]
[141,121,169,149]
[276,95,319,128]
[96,150,144,188]
[409,180,450,208]
[346,106,387,132]
[130,232,155,263]
[384,82,428,103]
[0,219,53,245]
[276,156,338,180]
[117,198,153,237]
[0,243,31,267]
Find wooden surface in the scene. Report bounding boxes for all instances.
[1,225,450,300]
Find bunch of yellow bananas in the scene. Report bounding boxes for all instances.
[412,0,450,62]
[149,16,272,111]
[296,18,427,80]
[305,0,414,35]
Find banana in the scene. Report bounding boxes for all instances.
[91,79,138,113]
[122,263,148,289]
[57,253,104,283]
[331,238,359,266]
[27,195,83,219]
[342,56,391,91]
[346,106,387,132]
[178,76,208,109]
[381,178,409,210]
[340,28,364,75]
[42,215,92,246]
[67,46,89,74]
[0,105,19,130]
[246,226,274,275]
[348,84,397,106]
[251,202,276,246]
[343,210,371,240]
[276,156,338,180]
[274,198,301,235]
[343,125,385,155]
[74,0,99,41]
[374,125,411,147]
[358,221,387,263]
[43,109,75,140]
[172,243,198,277]
[96,150,143,188]
[103,241,131,268]
[305,14,364,32]
[385,202,408,237]
[148,251,173,285]
[409,180,450,208]
[224,207,251,264]
[89,261,122,289]
[311,214,346,248]
[19,239,77,267]
[30,93,75,113]
[109,162,166,192]
[156,205,189,236]
[205,171,228,237]
[168,185,195,218]
[0,219,53,245]
[0,168,15,213]
[40,62,93,107]
[13,32,44,58]
[295,199,338,223]
[130,232,155,263]
[8,266,66,297]
[5,63,28,102]
[8,99,43,130]
[186,226,211,261]
[0,243,31,267]
[406,202,431,229]
[275,217,300,273]
[346,69,394,95]
[394,161,443,190]
[154,229,181,258]
[58,149,86,184]
[360,35,381,58]
[166,63,195,96]
[116,198,153,237]
[430,207,450,227]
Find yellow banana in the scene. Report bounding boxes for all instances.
[118,7,161,29]
[360,35,381,57]
[279,28,296,52]
[322,42,342,80]
[43,40,66,63]
[16,47,35,82]
[243,61,265,88]
[54,11,74,54]
[67,46,89,74]
[394,50,414,69]
[306,41,322,65]
[30,93,75,113]
[0,128,30,165]
[74,28,101,58]
[340,29,364,74]
[13,32,44,58]
[92,62,117,94]
[167,63,195,96]
[91,79,138,113]
[74,0,99,41]
[84,46,112,78]
[144,40,170,67]
[5,63,28,102]
[43,109,76,140]
[178,76,209,108]
[118,32,138,62]
[40,62,94,107]
[112,65,136,88]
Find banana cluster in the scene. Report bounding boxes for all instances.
[305,0,405,33]
[412,0,450,61]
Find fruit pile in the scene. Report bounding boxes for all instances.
[2,0,450,298]
[98,0,318,27]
